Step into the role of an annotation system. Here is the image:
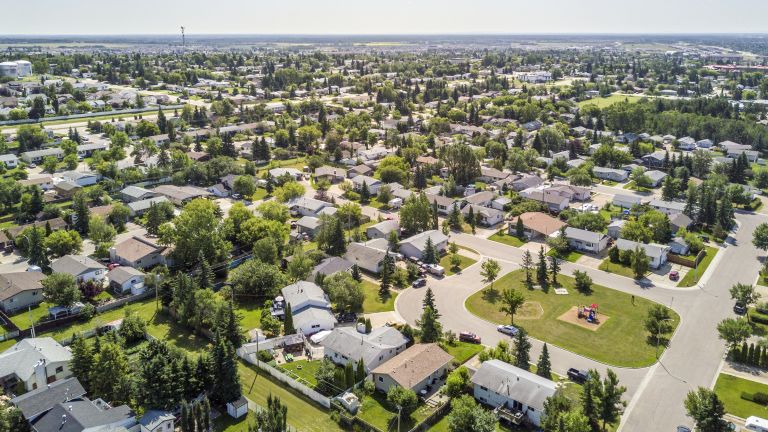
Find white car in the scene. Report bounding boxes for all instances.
[497,325,519,336]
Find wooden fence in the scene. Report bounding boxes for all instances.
[667,249,706,268]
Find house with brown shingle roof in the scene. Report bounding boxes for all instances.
[371,343,453,393]
[508,212,567,239]
[109,236,171,269]
[0,272,45,313]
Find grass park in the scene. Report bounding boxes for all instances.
[465,269,679,367]
[577,93,643,109]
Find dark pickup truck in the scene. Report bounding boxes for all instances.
[567,368,589,383]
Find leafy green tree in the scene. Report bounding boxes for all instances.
[42,273,80,307]
[229,260,287,299]
[717,318,752,351]
[400,193,433,234]
[684,387,730,432]
[444,366,471,397]
[598,369,626,431]
[442,143,481,185]
[251,394,288,432]
[88,216,116,257]
[325,272,364,313]
[730,283,761,318]
[42,156,58,174]
[44,229,82,258]
[256,201,290,223]
[631,247,649,279]
[447,395,498,432]
[573,270,593,294]
[499,287,525,324]
[645,305,674,347]
[233,175,256,197]
[481,259,501,289]
[158,198,231,268]
[387,386,419,418]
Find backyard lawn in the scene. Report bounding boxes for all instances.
[598,259,641,279]
[357,392,436,432]
[214,410,254,432]
[440,341,484,364]
[7,301,53,330]
[238,361,342,432]
[547,249,583,263]
[714,373,768,419]
[439,254,477,276]
[233,299,262,330]
[677,246,718,287]
[277,359,322,388]
[489,230,525,247]
[465,270,679,367]
[361,279,397,313]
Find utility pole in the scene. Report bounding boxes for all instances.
[180,26,186,51]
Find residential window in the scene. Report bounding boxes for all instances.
[378,377,383,382]
[55,366,64,373]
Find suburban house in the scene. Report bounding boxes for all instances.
[18,176,54,190]
[350,175,382,195]
[280,281,336,335]
[425,194,461,215]
[669,213,693,233]
[139,410,176,432]
[612,194,642,209]
[120,185,159,203]
[641,152,666,168]
[108,266,146,295]
[207,183,229,198]
[321,326,409,372]
[562,227,610,254]
[645,170,667,187]
[0,154,19,169]
[127,196,171,217]
[607,220,626,239]
[288,197,331,217]
[32,398,136,432]
[464,191,496,208]
[545,184,591,201]
[669,237,690,255]
[371,343,453,393]
[477,167,510,183]
[677,136,697,151]
[519,189,570,212]
[471,359,557,428]
[296,216,323,239]
[0,272,45,314]
[593,167,629,182]
[0,338,73,393]
[152,185,211,206]
[719,141,751,153]
[53,180,81,198]
[509,212,567,239]
[109,236,170,269]
[728,149,759,162]
[269,167,303,181]
[649,199,686,216]
[61,170,101,187]
[21,148,63,164]
[366,220,399,240]
[509,174,544,192]
[348,164,373,178]
[310,257,354,281]
[10,377,86,423]
[50,255,107,283]
[399,230,448,260]
[616,239,671,269]
[315,166,347,183]
[461,204,504,226]
[344,242,387,274]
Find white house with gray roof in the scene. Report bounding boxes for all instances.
[399,230,448,260]
[0,338,73,393]
[649,199,686,216]
[366,220,399,240]
[288,197,331,217]
[471,359,557,427]
[321,326,409,372]
[281,281,336,335]
[616,238,670,269]
[50,255,107,283]
[562,227,610,254]
[345,242,387,274]
[120,185,158,203]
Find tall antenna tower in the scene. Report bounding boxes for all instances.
[180,26,186,51]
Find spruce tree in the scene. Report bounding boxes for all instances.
[422,287,439,317]
[536,343,552,379]
[344,362,355,388]
[418,306,442,343]
[522,250,534,287]
[211,332,242,404]
[69,333,94,391]
[537,246,548,287]
[360,181,370,203]
[180,400,192,432]
[284,303,295,335]
[198,251,214,289]
[423,237,437,264]
[516,217,525,238]
[513,329,531,371]
[351,264,361,282]
[549,254,561,286]
[356,358,366,383]
[200,396,212,432]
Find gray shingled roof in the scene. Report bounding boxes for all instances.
[11,377,86,421]
[471,359,556,411]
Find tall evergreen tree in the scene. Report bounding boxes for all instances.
[549,254,561,286]
[513,329,531,371]
[198,251,214,289]
[536,343,552,379]
[418,306,442,343]
[522,249,534,287]
[180,400,193,432]
[537,246,548,287]
[69,333,94,391]
[72,191,90,234]
[422,287,440,318]
[284,303,295,335]
[211,332,242,404]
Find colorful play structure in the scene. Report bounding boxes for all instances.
[577,304,600,324]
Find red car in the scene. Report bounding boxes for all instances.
[669,271,679,281]
[459,331,482,344]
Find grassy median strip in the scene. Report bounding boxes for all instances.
[465,269,679,368]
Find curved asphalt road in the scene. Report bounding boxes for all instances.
[396,211,765,431]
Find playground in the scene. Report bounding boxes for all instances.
[558,305,610,331]
[465,269,680,367]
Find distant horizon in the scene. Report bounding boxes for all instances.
[5,0,768,35]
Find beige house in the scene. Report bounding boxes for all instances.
[371,343,453,394]
[109,236,171,269]
[0,272,45,314]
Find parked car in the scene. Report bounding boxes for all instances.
[669,271,679,281]
[676,426,691,432]
[567,368,589,383]
[412,278,427,288]
[459,331,481,344]
[734,302,747,315]
[497,325,519,336]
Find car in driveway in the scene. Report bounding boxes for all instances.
[734,302,747,315]
[567,368,589,383]
[497,325,519,336]
[459,331,482,344]
[412,278,427,288]
[426,264,445,276]
[669,271,679,281]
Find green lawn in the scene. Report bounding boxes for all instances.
[465,270,679,367]
[758,271,768,288]
[233,300,262,330]
[440,341,484,365]
[7,302,53,330]
[714,373,768,418]
[214,410,254,432]
[277,359,322,388]
[429,412,523,432]
[622,181,650,193]
[598,259,641,279]
[677,246,718,287]
[252,188,268,201]
[440,254,477,276]
[578,94,643,109]
[0,338,17,351]
[238,361,342,432]
[489,231,525,247]
[361,279,397,313]
[357,392,436,432]
[547,249,583,263]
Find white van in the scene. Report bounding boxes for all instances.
[747,416,768,432]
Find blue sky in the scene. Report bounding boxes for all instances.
[4,0,768,35]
